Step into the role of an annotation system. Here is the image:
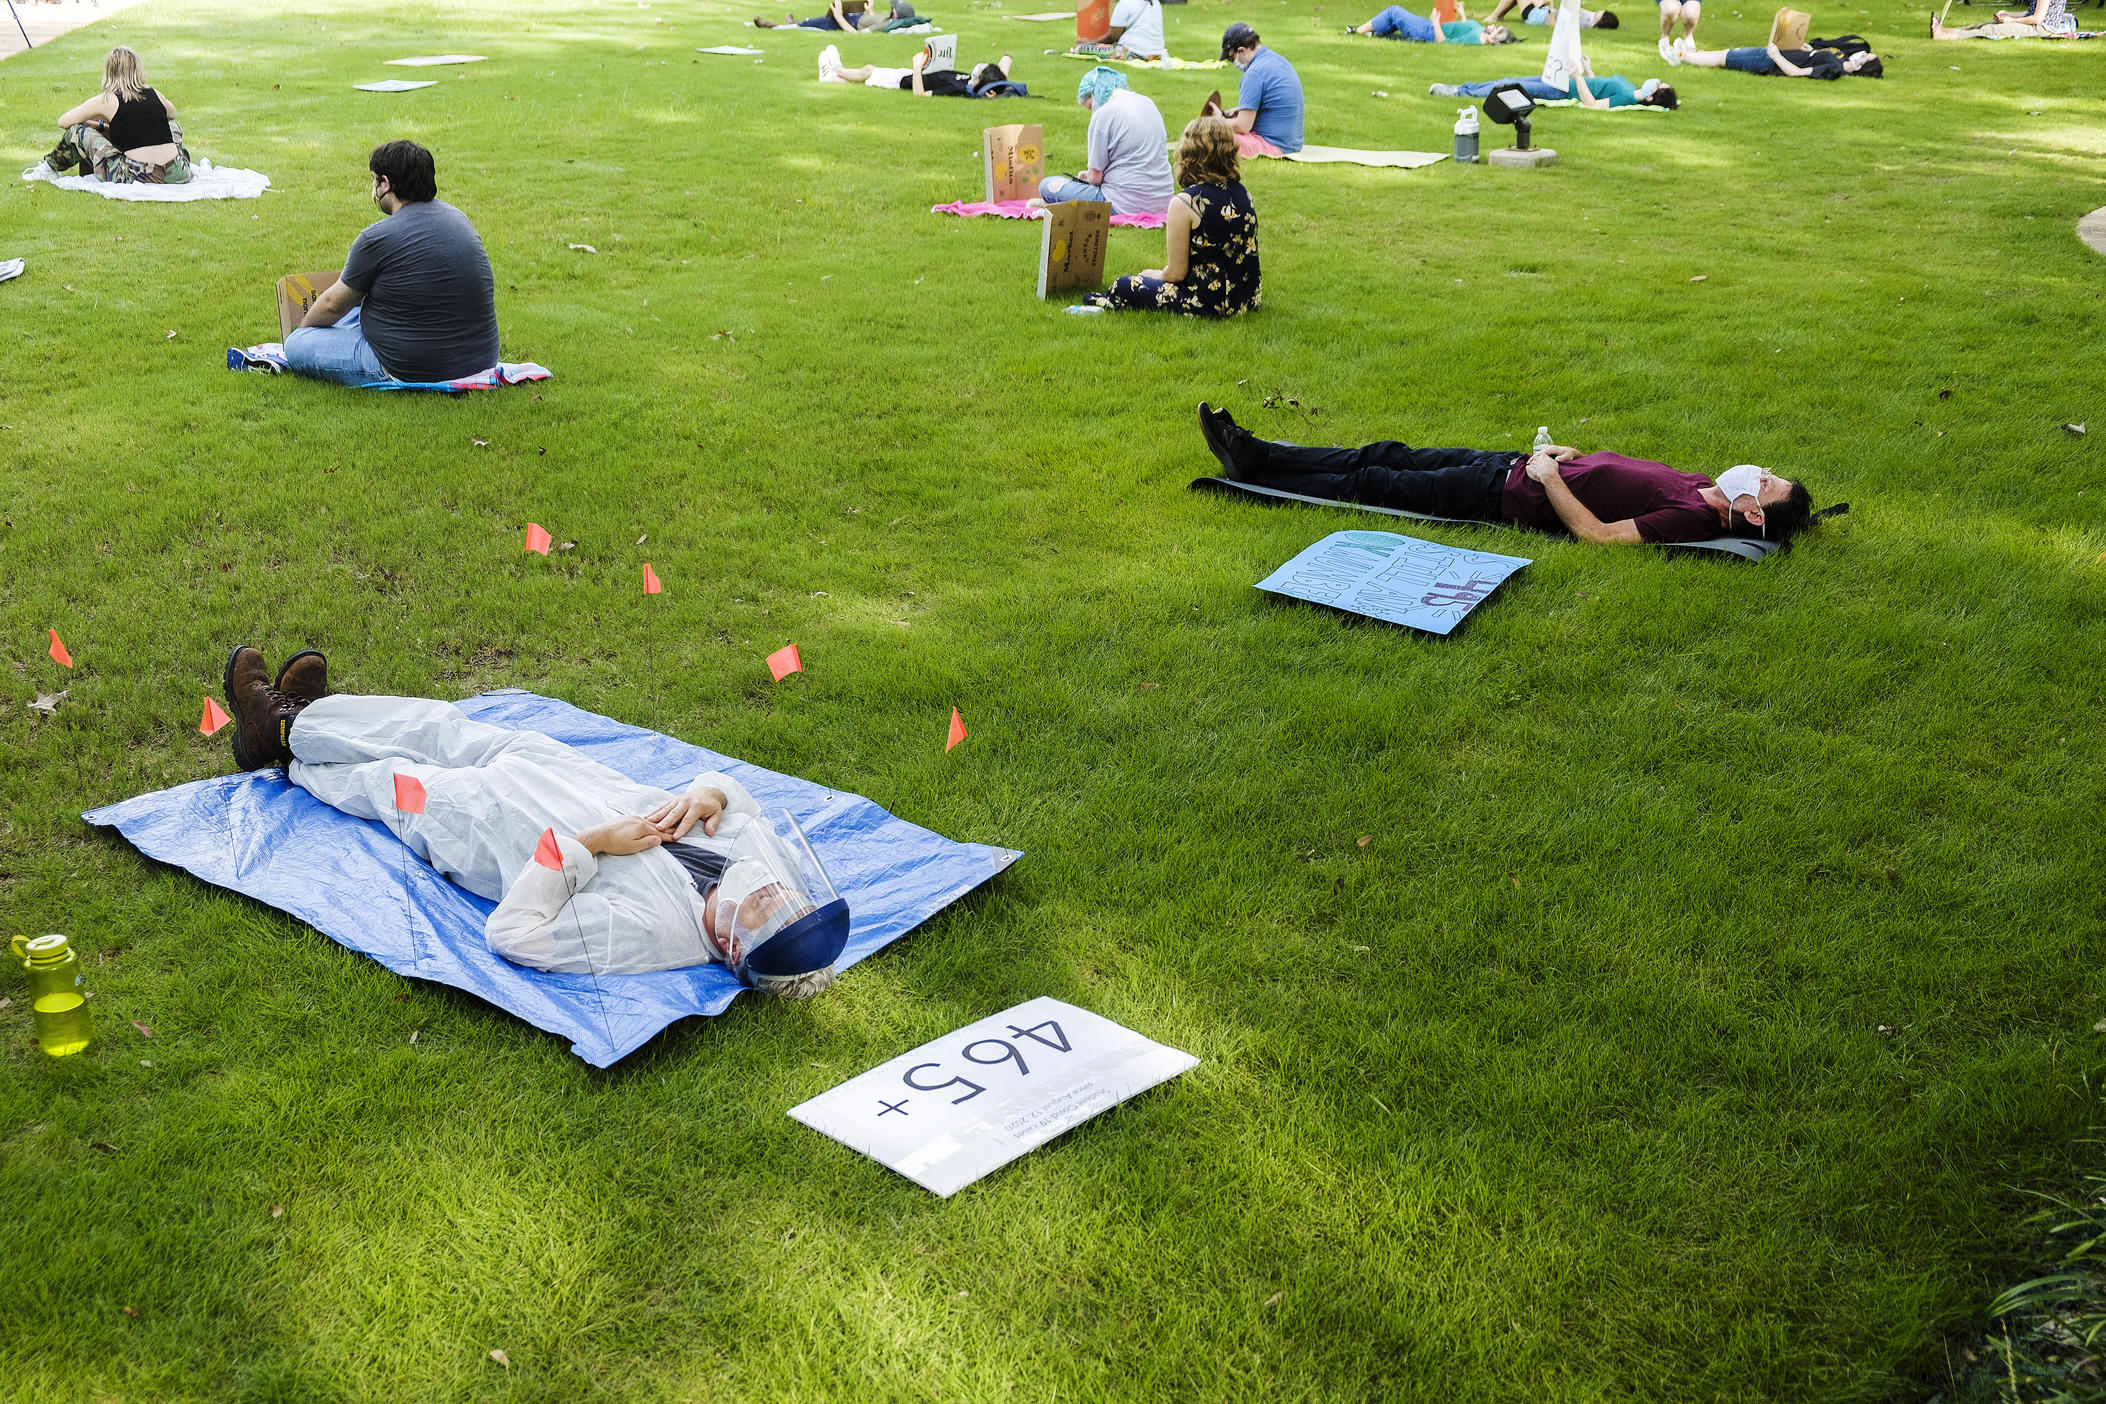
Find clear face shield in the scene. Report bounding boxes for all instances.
[709,811,851,987]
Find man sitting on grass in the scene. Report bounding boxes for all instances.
[1203,23,1304,156]
[287,140,500,387]
[217,646,846,993]
[1196,403,1814,545]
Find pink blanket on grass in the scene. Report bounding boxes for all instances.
[931,199,1167,229]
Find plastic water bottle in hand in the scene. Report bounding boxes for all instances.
[1534,426,1553,454]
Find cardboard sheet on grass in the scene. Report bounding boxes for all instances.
[1258,529,1530,635]
[83,690,1020,1066]
[790,997,1197,1196]
[1192,476,1790,562]
[22,159,270,200]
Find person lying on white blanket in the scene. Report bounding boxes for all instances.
[217,646,846,993]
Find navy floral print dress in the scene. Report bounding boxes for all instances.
[1085,180,1261,318]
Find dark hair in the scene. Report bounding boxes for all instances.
[1594,8,1619,26]
[369,140,437,203]
[1646,81,1678,109]
[1854,54,1883,76]
[1734,480,1814,542]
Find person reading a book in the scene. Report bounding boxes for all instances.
[1031,68,1174,217]
[284,140,500,387]
[1193,404,1816,545]
[1082,117,1259,318]
[45,47,193,186]
[215,647,847,993]
[1075,0,1169,59]
[1203,23,1304,157]
[819,46,1022,95]
[1348,5,1518,44]
[1665,37,1881,74]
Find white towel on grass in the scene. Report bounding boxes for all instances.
[355,78,440,91]
[21,159,271,201]
[0,258,23,284]
[1278,146,1447,168]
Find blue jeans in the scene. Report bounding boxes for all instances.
[1456,77,1566,99]
[1038,176,1110,204]
[284,306,391,387]
[1367,5,1438,40]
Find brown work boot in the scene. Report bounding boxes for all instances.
[274,649,330,707]
[223,645,307,772]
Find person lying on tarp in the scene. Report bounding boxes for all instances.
[46,46,195,187]
[820,46,1026,95]
[287,140,502,387]
[216,647,847,995]
[1195,403,1814,545]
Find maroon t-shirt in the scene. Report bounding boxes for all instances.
[1502,452,1721,543]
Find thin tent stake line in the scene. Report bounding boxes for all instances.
[6,0,32,49]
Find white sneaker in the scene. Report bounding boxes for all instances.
[1658,34,1679,62]
[818,43,843,81]
[1675,34,1695,58]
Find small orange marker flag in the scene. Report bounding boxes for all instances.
[48,629,72,668]
[642,564,663,595]
[533,826,564,870]
[524,523,552,555]
[946,706,968,752]
[766,643,802,681]
[393,774,428,814]
[200,696,231,736]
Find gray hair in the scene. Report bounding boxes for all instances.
[753,967,837,999]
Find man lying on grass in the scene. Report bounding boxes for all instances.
[286,140,501,387]
[217,646,846,993]
[1196,403,1813,544]
[820,45,1023,95]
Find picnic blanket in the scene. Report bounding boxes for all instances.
[1190,476,1797,562]
[355,79,439,91]
[1060,49,1231,68]
[385,54,487,65]
[698,44,766,53]
[1266,146,1448,169]
[226,344,553,392]
[22,159,271,201]
[933,198,1167,228]
[1531,97,1671,110]
[83,690,1021,1067]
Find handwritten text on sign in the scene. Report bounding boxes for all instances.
[1255,529,1531,636]
[787,997,1198,1197]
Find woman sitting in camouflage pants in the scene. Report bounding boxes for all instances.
[46,46,193,186]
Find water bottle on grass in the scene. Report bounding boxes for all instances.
[13,934,91,1057]
[1454,107,1480,164]
[1534,425,1553,453]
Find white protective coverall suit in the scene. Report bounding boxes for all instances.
[286,695,762,975]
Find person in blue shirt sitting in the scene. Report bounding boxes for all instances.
[1201,23,1305,156]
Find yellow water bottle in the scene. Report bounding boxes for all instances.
[12,934,92,1057]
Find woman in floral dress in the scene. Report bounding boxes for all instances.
[1085,115,1261,318]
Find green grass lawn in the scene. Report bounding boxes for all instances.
[3,0,2105,1397]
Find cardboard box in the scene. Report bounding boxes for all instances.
[1037,200,1108,299]
[276,270,340,340]
[1768,7,1811,46]
[983,123,1045,202]
[1077,0,1109,41]
[922,32,958,72]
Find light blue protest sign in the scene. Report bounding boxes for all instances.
[1255,530,1531,636]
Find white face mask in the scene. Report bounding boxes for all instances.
[1714,464,1767,506]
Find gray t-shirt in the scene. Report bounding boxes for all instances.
[340,199,500,383]
[1087,88,1175,217]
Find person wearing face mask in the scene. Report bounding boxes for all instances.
[214,647,849,996]
[1202,23,1304,157]
[1195,403,1817,545]
[284,140,501,387]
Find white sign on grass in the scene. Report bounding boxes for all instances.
[788,997,1198,1197]
[1256,529,1531,636]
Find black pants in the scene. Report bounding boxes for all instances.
[1251,439,1515,522]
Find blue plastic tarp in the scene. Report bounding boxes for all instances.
[82,690,1021,1065]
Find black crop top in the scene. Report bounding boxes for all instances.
[106,89,174,151]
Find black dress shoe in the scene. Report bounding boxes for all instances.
[1197,401,1264,481]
